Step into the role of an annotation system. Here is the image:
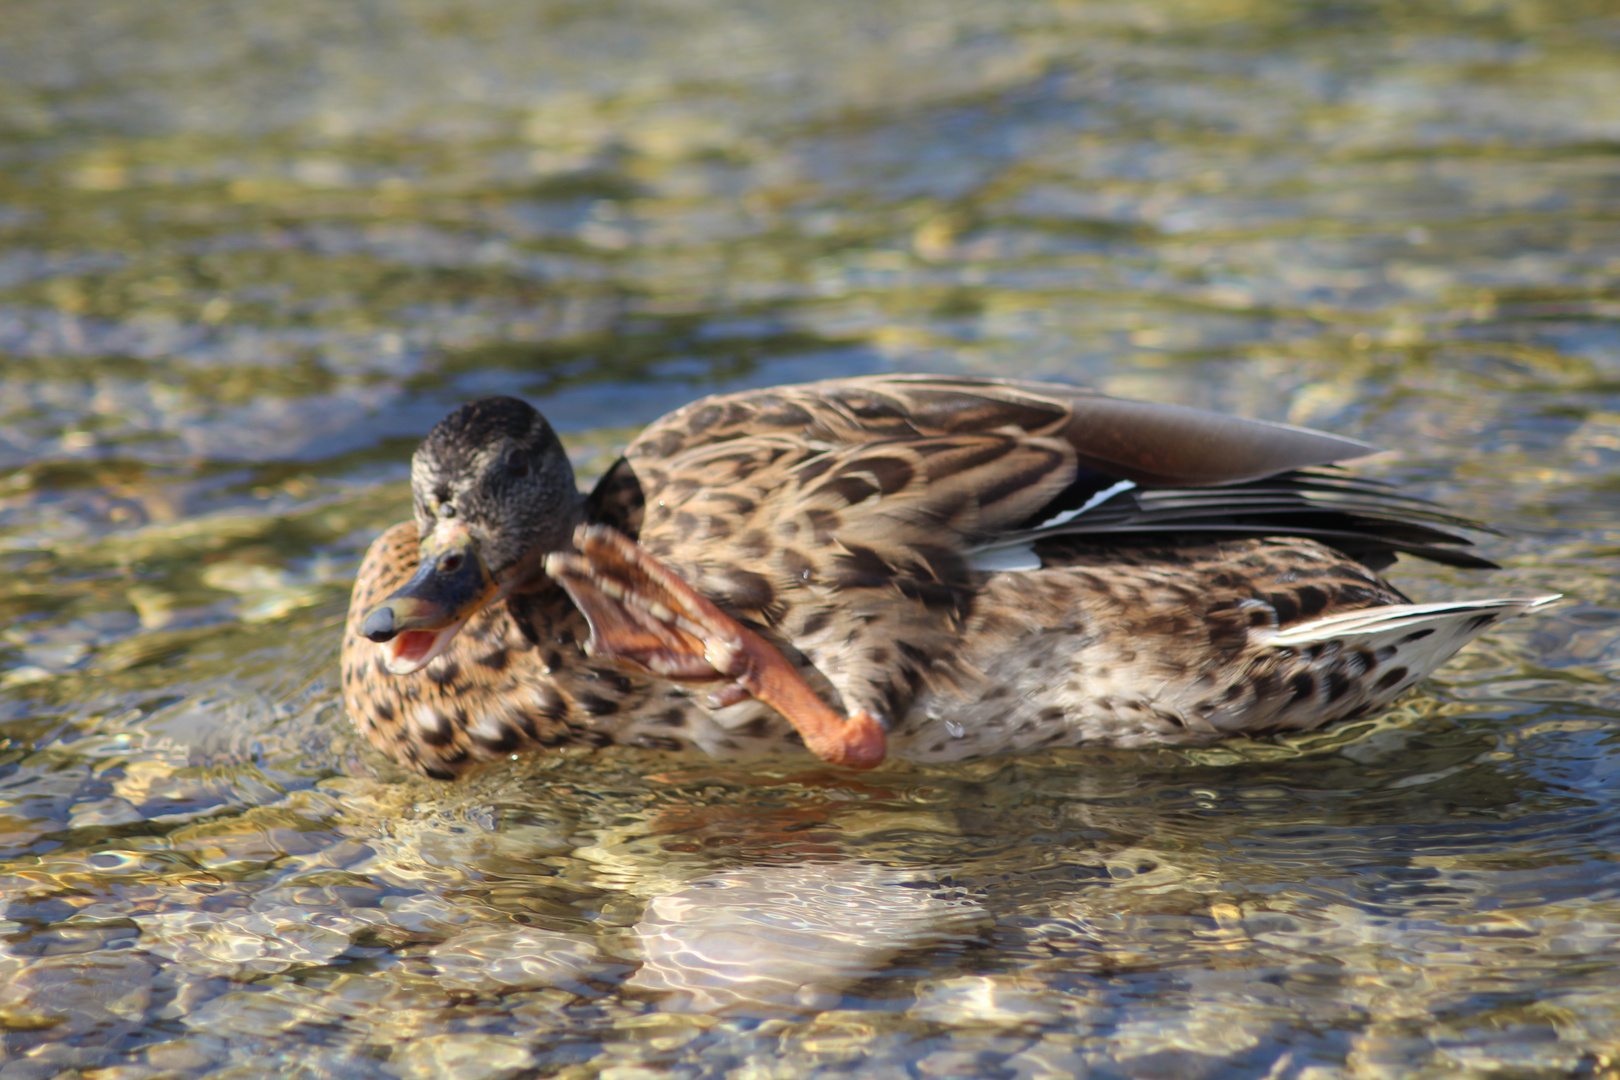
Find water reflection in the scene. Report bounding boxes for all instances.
[626,861,982,1014]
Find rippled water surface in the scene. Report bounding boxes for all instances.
[3,1,1620,1077]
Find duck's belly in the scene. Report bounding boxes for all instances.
[883,539,1415,761]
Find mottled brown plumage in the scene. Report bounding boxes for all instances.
[342,375,1556,778]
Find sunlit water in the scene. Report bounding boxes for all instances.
[2,1,1619,1077]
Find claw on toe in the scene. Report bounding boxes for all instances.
[704,683,754,710]
[546,525,887,769]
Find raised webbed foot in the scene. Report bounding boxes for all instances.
[545,525,886,769]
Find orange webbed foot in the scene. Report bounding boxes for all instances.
[545,526,886,769]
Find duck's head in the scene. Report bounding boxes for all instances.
[361,396,583,675]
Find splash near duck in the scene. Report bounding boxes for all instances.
[342,375,1556,779]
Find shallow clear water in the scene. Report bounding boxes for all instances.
[2,1,1619,1077]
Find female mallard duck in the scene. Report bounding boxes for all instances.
[342,375,1555,779]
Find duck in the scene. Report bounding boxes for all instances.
[341,374,1556,779]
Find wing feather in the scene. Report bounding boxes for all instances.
[623,375,1373,482]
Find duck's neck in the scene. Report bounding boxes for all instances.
[507,485,588,595]
[501,484,592,648]
[504,573,590,651]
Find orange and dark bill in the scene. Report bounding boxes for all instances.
[361,523,499,674]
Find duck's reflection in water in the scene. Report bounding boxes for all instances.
[624,860,984,1015]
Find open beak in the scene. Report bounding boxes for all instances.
[361,523,499,675]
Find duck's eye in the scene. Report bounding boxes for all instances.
[506,452,529,479]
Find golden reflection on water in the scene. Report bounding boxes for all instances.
[0,0,1618,1076]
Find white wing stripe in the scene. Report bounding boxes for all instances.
[1033,479,1136,532]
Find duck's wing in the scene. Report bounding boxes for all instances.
[614,374,1488,573]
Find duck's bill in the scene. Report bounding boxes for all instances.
[361,526,498,675]
[374,615,475,675]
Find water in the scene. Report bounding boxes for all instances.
[2,1,1619,1076]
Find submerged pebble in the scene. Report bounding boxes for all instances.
[427,924,604,995]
